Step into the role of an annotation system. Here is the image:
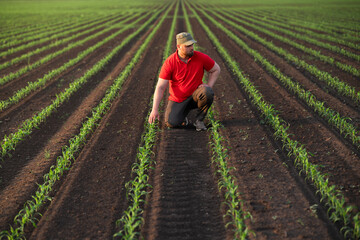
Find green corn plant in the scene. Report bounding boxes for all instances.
[0,12,132,59]
[238,8,358,42]
[228,8,360,61]
[218,9,359,78]
[0,12,119,50]
[183,1,253,238]
[187,2,359,238]
[0,7,165,163]
[0,13,130,72]
[0,10,152,87]
[113,1,176,238]
[0,4,169,237]
[196,5,360,149]
[236,8,360,51]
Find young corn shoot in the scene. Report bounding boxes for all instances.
[183,1,252,238]
[113,1,176,238]
[0,8,165,164]
[187,2,359,238]
[0,5,169,239]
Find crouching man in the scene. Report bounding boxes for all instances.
[148,32,220,131]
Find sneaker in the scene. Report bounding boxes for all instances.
[193,120,207,131]
[181,117,189,127]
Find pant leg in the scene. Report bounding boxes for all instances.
[192,86,214,121]
[165,86,214,127]
[165,97,193,128]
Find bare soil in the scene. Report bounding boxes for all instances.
[0,2,358,240]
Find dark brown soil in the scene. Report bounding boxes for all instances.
[141,127,227,240]
[185,4,344,239]
[0,13,121,57]
[223,10,360,92]
[0,9,167,237]
[0,14,148,101]
[0,2,358,240]
[195,7,360,209]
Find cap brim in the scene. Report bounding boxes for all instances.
[184,40,197,46]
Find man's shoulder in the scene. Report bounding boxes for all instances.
[166,52,177,61]
[194,50,210,57]
[193,51,215,70]
[193,51,213,61]
[163,52,177,66]
[160,52,177,78]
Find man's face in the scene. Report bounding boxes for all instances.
[178,43,194,58]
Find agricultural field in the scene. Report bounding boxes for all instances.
[0,0,359,239]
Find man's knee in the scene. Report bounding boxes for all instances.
[205,86,214,101]
[165,120,176,128]
[197,86,214,103]
[166,119,183,128]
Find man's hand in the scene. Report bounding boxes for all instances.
[148,109,160,124]
[198,83,210,88]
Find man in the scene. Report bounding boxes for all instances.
[148,32,220,131]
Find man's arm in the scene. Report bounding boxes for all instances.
[148,78,169,124]
[199,62,220,89]
[207,62,220,88]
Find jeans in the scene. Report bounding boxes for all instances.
[165,86,214,128]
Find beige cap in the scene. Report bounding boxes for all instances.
[176,32,197,46]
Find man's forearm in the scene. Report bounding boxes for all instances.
[207,63,220,88]
[152,78,168,111]
[152,88,164,111]
[207,72,219,88]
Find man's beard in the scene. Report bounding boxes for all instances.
[186,51,194,58]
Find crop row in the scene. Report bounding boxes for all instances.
[207,109,253,239]
[182,1,252,238]
[0,15,84,41]
[0,4,170,239]
[114,1,254,238]
[1,19,72,45]
[229,9,360,62]
[238,9,360,51]
[216,8,360,102]
[243,9,359,43]
[0,14,112,58]
[0,15,126,72]
[0,5,94,34]
[253,5,360,33]
[113,2,175,238]
[0,11,141,85]
[0,13,128,72]
[197,5,360,149]
[188,1,359,238]
[0,1,155,39]
[0,7,165,163]
[0,13,117,50]
[221,9,359,78]
[0,11,154,111]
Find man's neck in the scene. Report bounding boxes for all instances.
[177,51,189,63]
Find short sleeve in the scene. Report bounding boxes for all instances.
[159,58,172,80]
[201,53,215,71]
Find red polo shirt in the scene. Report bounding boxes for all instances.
[159,50,215,103]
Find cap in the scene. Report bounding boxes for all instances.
[176,32,197,46]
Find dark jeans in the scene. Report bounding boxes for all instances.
[165,86,214,128]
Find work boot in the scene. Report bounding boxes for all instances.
[194,120,207,131]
